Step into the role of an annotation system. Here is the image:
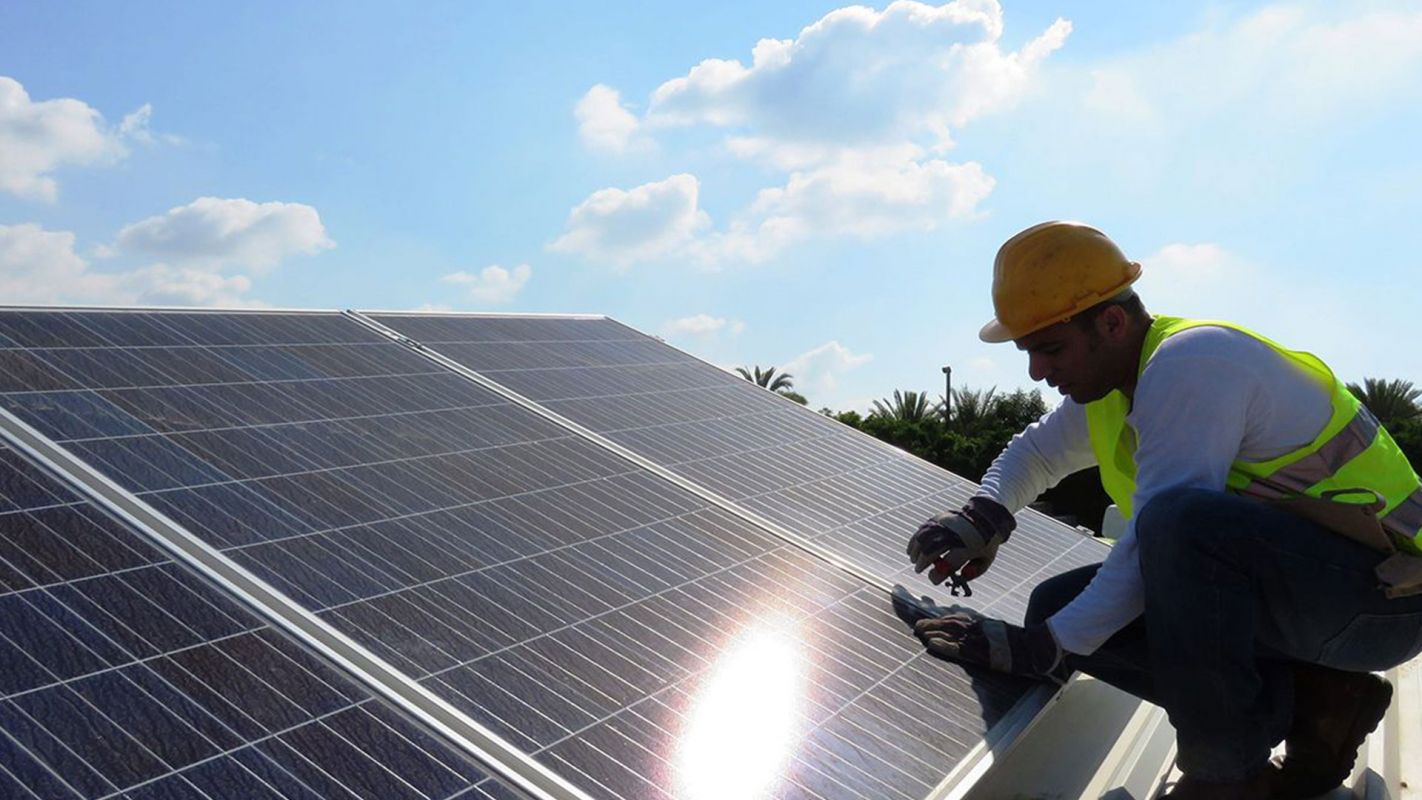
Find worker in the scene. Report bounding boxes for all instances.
[901,221,1422,799]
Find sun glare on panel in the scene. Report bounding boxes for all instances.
[675,622,807,800]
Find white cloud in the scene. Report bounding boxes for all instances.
[0,223,258,307]
[781,340,873,399]
[702,155,995,263]
[1033,2,1422,198]
[115,103,182,146]
[562,155,994,267]
[113,265,257,307]
[1083,5,1422,128]
[0,76,149,202]
[440,264,532,304]
[576,84,644,154]
[549,174,711,267]
[560,2,1066,267]
[114,197,334,272]
[646,0,1069,151]
[1138,242,1272,321]
[664,314,746,337]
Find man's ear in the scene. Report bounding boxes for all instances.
[1099,305,1130,342]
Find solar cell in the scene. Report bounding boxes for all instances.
[367,313,1106,623]
[0,308,1050,799]
[0,442,488,799]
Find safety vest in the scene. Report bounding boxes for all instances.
[1085,316,1422,555]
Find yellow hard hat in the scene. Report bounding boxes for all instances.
[979,221,1142,343]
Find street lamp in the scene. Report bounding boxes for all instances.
[941,365,952,423]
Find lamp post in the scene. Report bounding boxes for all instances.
[941,365,952,424]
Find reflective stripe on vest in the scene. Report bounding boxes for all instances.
[1085,316,1422,555]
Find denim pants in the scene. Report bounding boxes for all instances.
[1025,487,1422,782]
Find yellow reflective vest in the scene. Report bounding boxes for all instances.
[1085,316,1422,555]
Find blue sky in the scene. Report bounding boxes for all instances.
[2,0,1419,412]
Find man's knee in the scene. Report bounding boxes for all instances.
[1026,564,1099,626]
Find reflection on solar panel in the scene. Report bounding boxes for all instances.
[0,442,486,799]
[0,307,1105,799]
[367,314,1106,623]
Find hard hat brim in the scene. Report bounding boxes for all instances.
[978,262,1142,344]
[978,318,1014,343]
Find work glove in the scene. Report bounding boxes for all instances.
[906,496,1015,593]
[914,606,1066,685]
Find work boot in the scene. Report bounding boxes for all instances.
[1269,664,1393,799]
[1160,769,1270,799]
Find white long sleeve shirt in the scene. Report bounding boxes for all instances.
[977,325,1333,655]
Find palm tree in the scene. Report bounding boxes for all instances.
[735,366,795,393]
[1347,378,1422,428]
[947,386,999,434]
[871,389,935,422]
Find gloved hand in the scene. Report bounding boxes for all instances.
[914,608,1066,684]
[907,496,1015,589]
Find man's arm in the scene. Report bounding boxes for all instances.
[978,398,1098,512]
[1046,346,1257,654]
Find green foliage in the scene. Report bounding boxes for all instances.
[1347,377,1421,473]
[1390,418,1422,474]
[870,389,935,422]
[1348,378,1422,429]
[837,383,1105,528]
[841,384,1053,484]
[778,390,808,405]
[735,365,794,392]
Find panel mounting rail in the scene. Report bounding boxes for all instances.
[0,405,597,800]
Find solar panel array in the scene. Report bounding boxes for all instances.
[0,308,1107,800]
[0,442,488,800]
[369,314,1103,623]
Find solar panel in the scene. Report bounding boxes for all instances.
[0,442,488,799]
[365,314,1106,624]
[0,307,1056,799]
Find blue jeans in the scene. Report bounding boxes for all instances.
[1025,487,1422,782]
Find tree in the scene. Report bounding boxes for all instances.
[870,389,935,422]
[1391,418,1422,473]
[945,386,998,435]
[778,390,809,405]
[735,365,795,393]
[1347,378,1422,429]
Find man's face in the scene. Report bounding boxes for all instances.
[1014,320,1115,403]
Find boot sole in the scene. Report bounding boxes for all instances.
[1272,675,1393,799]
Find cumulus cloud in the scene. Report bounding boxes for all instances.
[1137,241,1281,323]
[781,340,873,399]
[440,264,532,304]
[1082,4,1422,128]
[703,155,994,263]
[576,85,644,154]
[114,197,334,271]
[0,76,157,202]
[646,0,1069,150]
[664,314,746,337]
[561,156,994,266]
[549,174,711,267]
[1029,2,1422,199]
[561,2,1067,267]
[0,223,258,307]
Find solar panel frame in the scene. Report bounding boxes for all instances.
[0,305,1096,800]
[0,353,600,800]
[361,311,1108,623]
[350,309,1088,792]
[0,437,494,800]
